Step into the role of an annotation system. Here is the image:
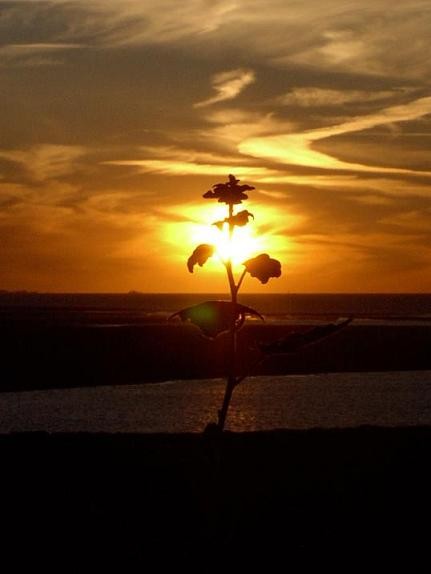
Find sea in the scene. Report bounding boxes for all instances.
[1,292,431,433]
[2,291,431,323]
[1,371,431,434]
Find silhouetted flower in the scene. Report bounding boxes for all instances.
[187,244,215,273]
[243,253,281,284]
[170,300,263,338]
[213,210,254,230]
[176,174,287,430]
[203,174,254,205]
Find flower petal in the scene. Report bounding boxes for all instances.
[203,174,255,205]
[187,244,215,273]
[212,210,254,230]
[230,210,254,227]
[243,253,282,284]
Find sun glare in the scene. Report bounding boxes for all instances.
[163,201,290,274]
[180,203,261,265]
[199,222,261,265]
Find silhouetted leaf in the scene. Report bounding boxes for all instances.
[187,244,215,273]
[213,210,254,230]
[170,300,264,338]
[243,253,281,284]
[259,317,353,354]
[203,174,255,205]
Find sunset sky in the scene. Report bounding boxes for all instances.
[1,0,431,293]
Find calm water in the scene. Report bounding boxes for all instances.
[2,292,431,321]
[2,293,431,432]
[1,371,430,433]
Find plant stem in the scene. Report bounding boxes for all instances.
[236,268,247,293]
[217,203,238,431]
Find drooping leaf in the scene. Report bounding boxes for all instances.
[243,253,281,284]
[203,174,255,205]
[187,244,215,273]
[213,210,254,230]
[169,300,264,338]
[259,317,353,354]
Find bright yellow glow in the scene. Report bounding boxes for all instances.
[162,201,297,279]
[182,203,266,265]
[194,219,261,265]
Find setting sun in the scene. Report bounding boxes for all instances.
[193,217,262,265]
[162,200,290,281]
[2,2,430,567]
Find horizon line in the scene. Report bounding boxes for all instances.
[1,290,431,297]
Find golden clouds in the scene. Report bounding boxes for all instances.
[106,159,276,179]
[278,88,400,107]
[0,145,87,181]
[240,96,431,176]
[2,1,431,292]
[194,68,255,108]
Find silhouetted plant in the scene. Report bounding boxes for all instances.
[171,174,282,431]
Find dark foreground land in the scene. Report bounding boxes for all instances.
[1,427,430,571]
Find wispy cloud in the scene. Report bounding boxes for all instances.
[105,144,278,179]
[0,42,85,66]
[2,0,237,48]
[286,6,431,79]
[106,158,275,179]
[137,146,255,165]
[2,0,431,292]
[194,68,255,108]
[87,0,238,45]
[201,108,295,148]
[0,145,87,181]
[240,96,431,176]
[379,209,431,233]
[60,0,430,82]
[278,87,406,107]
[2,1,431,82]
[0,43,84,53]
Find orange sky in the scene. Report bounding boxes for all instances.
[1,1,431,293]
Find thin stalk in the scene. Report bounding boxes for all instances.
[236,268,247,293]
[217,203,238,431]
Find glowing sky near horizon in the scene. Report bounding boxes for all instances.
[1,0,431,293]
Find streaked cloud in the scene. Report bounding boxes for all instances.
[257,174,360,187]
[278,87,405,107]
[194,68,255,108]
[0,43,84,53]
[105,144,277,179]
[2,1,431,81]
[137,146,255,166]
[285,5,431,79]
[240,96,431,175]
[0,0,237,48]
[85,0,238,45]
[201,108,295,149]
[379,209,431,233]
[0,145,87,181]
[106,158,276,179]
[0,42,85,67]
[2,0,431,291]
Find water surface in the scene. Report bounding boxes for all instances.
[2,370,430,433]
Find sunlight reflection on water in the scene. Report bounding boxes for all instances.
[1,371,431,433]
